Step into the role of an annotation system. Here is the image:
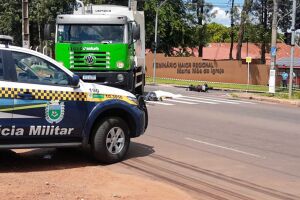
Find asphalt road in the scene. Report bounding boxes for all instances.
[1,84,299,200]
[108,85,300,200]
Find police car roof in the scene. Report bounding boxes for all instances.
[0,44,74,77]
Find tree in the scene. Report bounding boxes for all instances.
[0,0,75,47]
[144,0,188,55]
[186,0,216,57]
[0,0,22,45]
[229,0,240,59]
[206,23,231,43]
[251,0,272,63]
[236,0,253,60]
[250,0,295,63]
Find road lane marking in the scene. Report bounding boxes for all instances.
[146,101,175,106]
[185,137,265,159]
[164,99,198,105]
[181,96,239,104]
[175,97,218,104]
[184,96,256,105]
[222,99,256,104]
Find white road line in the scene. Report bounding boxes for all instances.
[184,96,255,104]
[225,99,256,104]
[185,137,265,159]
[146,101,175,106]
[164,99,198,105]
[175,97,218,105]
[182,96,239,104]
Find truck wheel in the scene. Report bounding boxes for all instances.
[92,117,130,164]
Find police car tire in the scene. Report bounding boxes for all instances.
[92,117,130,164]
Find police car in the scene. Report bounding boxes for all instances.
[0,35,147,163]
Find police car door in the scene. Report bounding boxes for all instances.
[0,49,15,138]
[9,50,87,143]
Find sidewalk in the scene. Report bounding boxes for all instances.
[230,93,300,107]
[147,83,300,106]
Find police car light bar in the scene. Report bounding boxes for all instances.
[0,35,14,46]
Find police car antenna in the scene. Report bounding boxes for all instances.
[0,35,13,47]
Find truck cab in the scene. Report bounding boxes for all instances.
[55,3,145,95]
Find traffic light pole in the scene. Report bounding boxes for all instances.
[288,0,296,99]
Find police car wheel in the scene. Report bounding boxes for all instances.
[92,117,130,163]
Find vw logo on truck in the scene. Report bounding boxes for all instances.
[84,54,96,65]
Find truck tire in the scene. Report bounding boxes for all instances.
[92,117,130,164]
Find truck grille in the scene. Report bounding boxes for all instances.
[70,51,110,68]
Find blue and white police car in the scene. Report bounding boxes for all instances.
[0,35,147,163]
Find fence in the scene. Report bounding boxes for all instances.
[146,53,271,86]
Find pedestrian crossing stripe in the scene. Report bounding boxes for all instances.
[180,96,239,104]
[175,97,218,104]
[164,99,198,105]
[146,95,255,106]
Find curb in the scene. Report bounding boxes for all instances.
[230,93,300,107]
[146,83,300,107]
[147,83,266,93]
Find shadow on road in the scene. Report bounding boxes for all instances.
[0,142,154,173]
[125,142,155,160]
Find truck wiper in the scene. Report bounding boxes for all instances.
[62,41,83,44]
[101,40,113,44]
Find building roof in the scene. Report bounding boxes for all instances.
[277,57,300,68]
[202,43,300,62]
[147,42,300,64]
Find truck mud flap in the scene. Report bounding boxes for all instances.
[137,95,148,131]
[134,66,144,88]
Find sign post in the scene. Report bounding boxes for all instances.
[246,57,252,92]
[269,47,277,93]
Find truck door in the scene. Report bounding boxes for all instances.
[9,50,87,144]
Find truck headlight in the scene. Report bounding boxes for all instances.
[116,61,124,68]
[117,74,125,82]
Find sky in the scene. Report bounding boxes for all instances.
[206,0,244,26]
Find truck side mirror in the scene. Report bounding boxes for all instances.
[44,24,55,40]
[133,24,140,41]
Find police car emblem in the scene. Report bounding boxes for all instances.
[45,101,65,124]
[84,54,96,65]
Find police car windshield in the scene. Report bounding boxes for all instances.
[57,24,125,44]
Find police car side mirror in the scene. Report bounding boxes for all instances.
[70,75,80,88]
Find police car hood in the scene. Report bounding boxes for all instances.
[82,82,136,98]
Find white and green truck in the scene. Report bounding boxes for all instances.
[55,0,145,95]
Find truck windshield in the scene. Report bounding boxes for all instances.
[57,24,125,44]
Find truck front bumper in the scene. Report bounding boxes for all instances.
[74,71,134,92]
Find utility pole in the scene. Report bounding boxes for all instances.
[289,0,296,99]
[229,0,235,60]
[129,0,137,11]
[22,0,30,48]
[268,0,278,94]
[153,0,168,84]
